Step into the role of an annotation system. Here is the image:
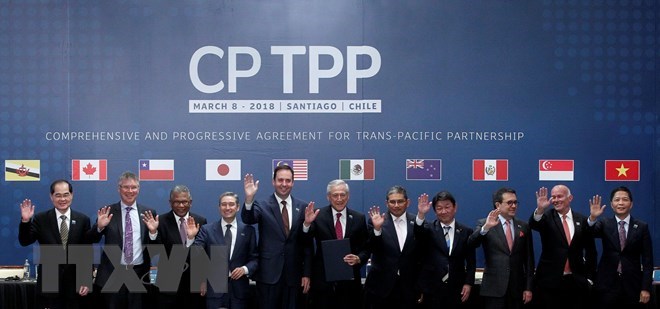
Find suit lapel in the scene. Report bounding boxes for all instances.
[111,204,124,248]
[47,209,63,245]
[289,200,301,233]
[231,222,247,262]
[268,195,287,238]
[492,221,509,253]
[344,209,352,239]
[433,221,450,254]
[608,218,624,251]
[624,218,638,251]
[384,213,400,251]
[165,212,182,244]
[68,211,80,244]
[551,212,570,246]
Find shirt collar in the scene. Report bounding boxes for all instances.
[222,217,237,226]
[558,208,573,220]
[616,215,631,225]
[55,208,71,220]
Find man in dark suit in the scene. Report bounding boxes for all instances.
[529,185,596,309]
[468,187,534,309]
[415,191,476,309]
[241,165,313,309]
[18,179,93,309]
[364,185,420,309]
[588,186,653,308]
[90,171,156,309]
[302,179,369,309]
[143,185,207,309]
[190,191,258,309]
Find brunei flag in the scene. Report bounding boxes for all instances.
[5,160,41,181]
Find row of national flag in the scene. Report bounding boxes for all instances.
[4,159,641,182]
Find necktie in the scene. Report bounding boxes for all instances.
[562,214,572,273]
[60,215,68,248]
[124,207,133,264]
[335,213,343,239]
[281,201,290,236]
[617,221,626,273]
[225,224,233,260]
[442,225,451,281]
[179,217,187,244]
[618,220,626,250]
[504,220,513,251]
[396,218,407,251]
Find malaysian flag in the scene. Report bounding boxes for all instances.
[273,159,309,180]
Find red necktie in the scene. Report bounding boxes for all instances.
[335,213,343,239]
[562,214,572,273]
[504,220,513,251]
[281,201,290,236]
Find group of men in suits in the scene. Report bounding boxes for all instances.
[18,170,654,309]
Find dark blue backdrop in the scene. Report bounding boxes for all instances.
[1,0,658,267]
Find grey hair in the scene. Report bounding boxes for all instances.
[170,185,192,200]
[326,179,349,194]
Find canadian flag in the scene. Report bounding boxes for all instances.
[72,160,107,181]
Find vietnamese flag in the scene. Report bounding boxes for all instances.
[605,160,640,181]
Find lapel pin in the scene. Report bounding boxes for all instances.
[633,224,638,229]
[71,220,76,225]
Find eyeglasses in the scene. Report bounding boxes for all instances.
[171,200,190,206]
[387,199,407,205]
[501,200,519,206]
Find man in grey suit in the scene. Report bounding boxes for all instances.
[468,187,534,309]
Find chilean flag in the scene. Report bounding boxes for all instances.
[139,159,174,181]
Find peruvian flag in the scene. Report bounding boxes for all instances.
[472,159,508,181]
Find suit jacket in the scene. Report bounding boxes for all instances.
[529,208,596,289]
[18,208,93,299]
[308,206,368,289]
[468,217,534,298]
[193,219,258,299]
[416,220,476,295]
[241,194,312,286]
[152,210,207,293]
[90,202,156,288]
[589,216,653,298]
[154,210,207,254]
[364,212,420,301]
